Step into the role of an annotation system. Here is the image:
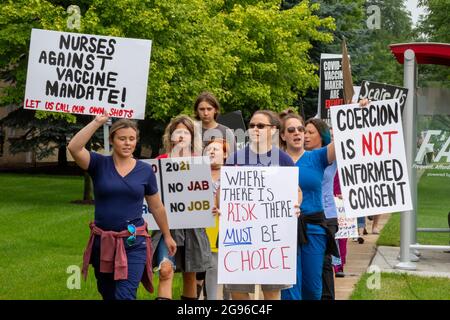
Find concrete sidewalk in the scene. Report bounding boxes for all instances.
[371,246,450,278]
[335,214,391,300]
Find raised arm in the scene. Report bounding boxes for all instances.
[327,142,336,164]
[68,113,109,170]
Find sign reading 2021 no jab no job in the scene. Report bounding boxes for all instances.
[330,99,413,218]
[24,29,151,119]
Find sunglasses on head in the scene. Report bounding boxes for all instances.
[249,123,273,129]
[286,126,305,133]
[126,224,136,246]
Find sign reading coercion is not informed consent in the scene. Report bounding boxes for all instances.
[330,99,413,218]
[24,29,152,119]
[218,167,298,285]
[142,157,215,230]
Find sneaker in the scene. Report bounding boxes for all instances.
[335,271,345,278]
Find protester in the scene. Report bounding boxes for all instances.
[68,113,177,300]
[303,118,339,300]
[151,114,213,300]
[279,110,338,300]
[194,91,236,153]
[193,91,235,297]
[224,110,301,300]
[199,138,231,300]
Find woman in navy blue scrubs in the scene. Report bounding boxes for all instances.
[68,113,177,300]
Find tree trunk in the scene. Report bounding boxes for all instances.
[83,171,93,201]
[58,145,67,167]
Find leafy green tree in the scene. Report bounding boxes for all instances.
[416,0,450,87]
[1,0,335,119]
[282,0,414,118]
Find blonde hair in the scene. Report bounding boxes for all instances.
[162,115,202,155]
[109,119,139,142]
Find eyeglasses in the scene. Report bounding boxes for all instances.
[286,126,305,133]
[126,224,136,246]
[249,123,273,129]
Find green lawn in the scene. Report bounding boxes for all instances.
[351,272,450,300]
[0,174,182,300]
[377,169,450,247]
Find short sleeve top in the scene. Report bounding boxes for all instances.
[88,152,158,231]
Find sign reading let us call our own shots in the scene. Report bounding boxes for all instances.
[142,157,215,230]
[218,167,298,285]
[24,29,151,119]
[330,99,413,218]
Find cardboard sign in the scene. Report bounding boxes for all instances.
[218,166,298,285]
[24,29,151,119]
[359,81,408,113]
[319,54,344,121]
[334,197,359,239]
[142,157,215,230]
[330,99,413,218]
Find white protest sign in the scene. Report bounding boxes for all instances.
[334,197,358,239]
[24,29,151,119]
[330,99,413,218]
[142,156,215,230]
[218,166,298,285]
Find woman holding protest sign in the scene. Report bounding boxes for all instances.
[198,138,231,300]
[279,100,369,300]
[303,119,339,300]
[224,110,301,300]
[279,110,338,300]
[68,113,176,300]
[151,114,213,300]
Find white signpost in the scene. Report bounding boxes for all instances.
[24,28,152,119]
[218,166,298,285]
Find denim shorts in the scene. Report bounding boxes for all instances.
[153,239,176,272]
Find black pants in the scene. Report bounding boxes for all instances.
[321,218,339,300]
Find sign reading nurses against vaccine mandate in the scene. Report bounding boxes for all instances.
[24,29,152,119]
[142,157,215,230]
[218,167,298,285]
[330,99,413,218]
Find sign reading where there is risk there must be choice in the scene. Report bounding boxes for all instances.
[218,166,298,285]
